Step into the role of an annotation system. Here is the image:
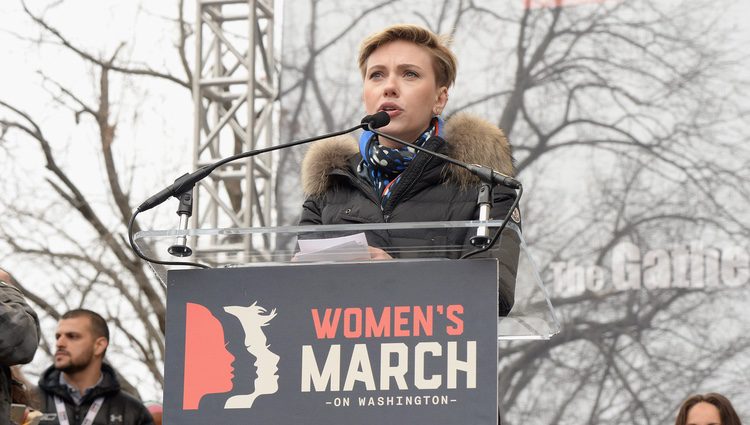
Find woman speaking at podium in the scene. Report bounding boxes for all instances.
[298,24,520,316]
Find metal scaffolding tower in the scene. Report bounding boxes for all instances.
[191,0,278,262]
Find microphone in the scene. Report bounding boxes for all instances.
[137,117,379,214]
[364,111,522,251]
[365,111,521,189]
[361,112,391,129]
[129,115,380,266]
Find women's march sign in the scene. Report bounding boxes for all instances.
[164,260,499,424]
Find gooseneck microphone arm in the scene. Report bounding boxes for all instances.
[128,115,388,269]
[364,111,523,259]
[135,120,378,214]
[367,113,520,189]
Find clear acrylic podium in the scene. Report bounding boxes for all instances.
[134,220,559,341]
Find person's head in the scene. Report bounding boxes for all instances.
[0,268,17,286]
[183,303,235,410]
[147,404,163,425]
[10,366,39,409]
[54,309,109,374]
[675,393,742,425]
[358,24,458,145]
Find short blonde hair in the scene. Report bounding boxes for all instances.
[358,24,457,89]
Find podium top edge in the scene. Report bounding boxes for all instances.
[135,220,520,239]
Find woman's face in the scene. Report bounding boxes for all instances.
[686,402,722,425]
[363,40,448,147]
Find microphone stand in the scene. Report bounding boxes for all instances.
[167,190,194,257]
[128,117,384,269]
[470,182,493,248]
[366,120,522,259]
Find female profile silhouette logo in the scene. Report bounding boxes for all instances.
[183,303,236,410]
[223,301,279,409]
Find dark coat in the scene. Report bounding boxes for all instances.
[0,280,39,424]
[36,363,154,425]
[299,113,521,315]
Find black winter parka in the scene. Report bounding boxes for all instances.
[299,113,521,315]
[0,279,39,425]
[36,363,153,425]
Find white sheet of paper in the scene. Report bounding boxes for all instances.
[296,232,370,262]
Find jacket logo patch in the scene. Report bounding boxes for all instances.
[511,208,521,223]
[40,413,57,421]
[110,413,124,422]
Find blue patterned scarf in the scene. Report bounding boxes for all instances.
[358,116,444,208]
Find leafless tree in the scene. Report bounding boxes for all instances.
[480,2,750,422]
[278,0,750,423]
[0,0,194,398]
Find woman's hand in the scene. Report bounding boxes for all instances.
[368,246,393,260]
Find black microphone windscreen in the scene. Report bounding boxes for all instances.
[361,111,391,129]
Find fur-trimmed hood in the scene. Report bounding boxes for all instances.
[302,113,514,197]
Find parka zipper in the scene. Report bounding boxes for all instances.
[331,149,437,224]
[379,148,437,222]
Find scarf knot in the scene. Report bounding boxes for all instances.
[358,116,444,207]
